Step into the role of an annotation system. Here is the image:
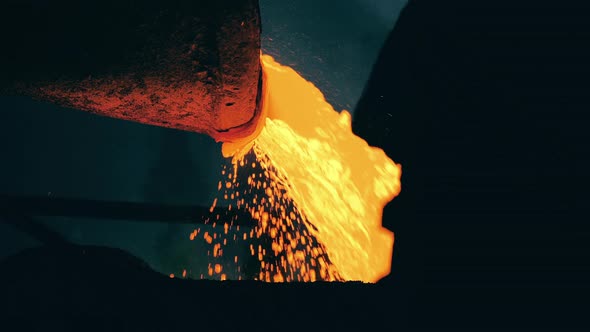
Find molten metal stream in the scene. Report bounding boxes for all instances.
[197,55,401,283]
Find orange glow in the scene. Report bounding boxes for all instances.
[197,55,400,283]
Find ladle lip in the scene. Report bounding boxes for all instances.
[213,67,265,143]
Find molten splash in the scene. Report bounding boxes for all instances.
[196,55,401,283]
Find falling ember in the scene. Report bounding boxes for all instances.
[198,55,401,283]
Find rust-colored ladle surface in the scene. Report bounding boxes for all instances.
[0,0,263,142]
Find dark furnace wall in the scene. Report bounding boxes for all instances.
[353,0,590,329]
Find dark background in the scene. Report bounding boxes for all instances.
[2,0,590,330]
